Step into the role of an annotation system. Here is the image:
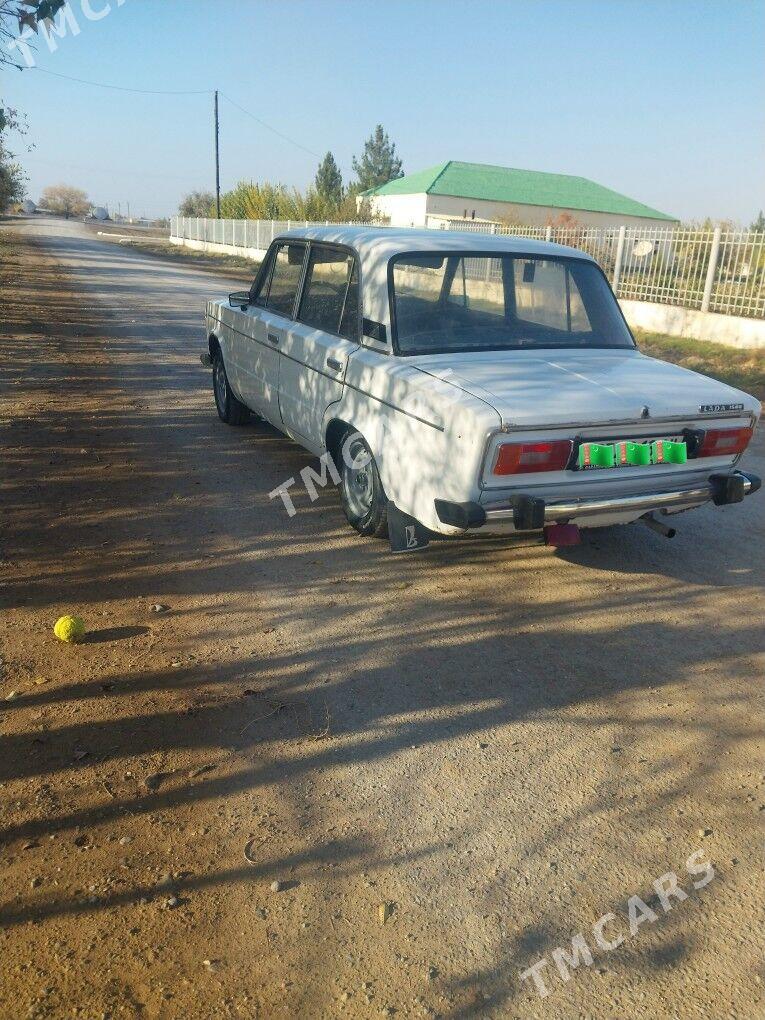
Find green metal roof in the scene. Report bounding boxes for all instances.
[363,160,676,221]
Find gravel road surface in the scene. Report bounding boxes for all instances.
[2,216,763,1019]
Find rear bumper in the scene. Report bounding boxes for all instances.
[434,470,761,531]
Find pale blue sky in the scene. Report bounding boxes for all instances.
[2,0,763,222]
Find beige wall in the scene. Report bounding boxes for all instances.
[620,299,765,350]
[367,192,428,227]
[369,191,674,231]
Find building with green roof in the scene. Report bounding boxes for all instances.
[360,160,676,230]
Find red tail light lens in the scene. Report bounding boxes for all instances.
[493,440,573,475]
[698,427,753,458]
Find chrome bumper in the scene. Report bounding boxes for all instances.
[434,471,761,532]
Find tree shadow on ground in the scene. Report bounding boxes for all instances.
[2,220,762,1015]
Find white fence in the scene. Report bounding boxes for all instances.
[170,216,765,320]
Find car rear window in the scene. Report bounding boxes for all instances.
[391,252,634,354]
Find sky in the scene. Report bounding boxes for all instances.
[1,0,763,223]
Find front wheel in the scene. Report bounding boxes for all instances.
[339,432,388,538]
[212,350,250,426]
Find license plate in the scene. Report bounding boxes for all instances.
[577,437,687,470]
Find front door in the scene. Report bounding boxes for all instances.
[278,245,360,444]
[237,241,307,425]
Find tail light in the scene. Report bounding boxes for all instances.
[698,427,753,458]
[493,439,573,475]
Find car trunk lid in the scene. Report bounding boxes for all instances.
[411,347,757,428]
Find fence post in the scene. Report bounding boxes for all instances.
[545,225,552,242]
[271,220,275,243]
[612,225,626,293]
[701,226,722,312]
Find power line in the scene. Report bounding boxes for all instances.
[24,68,329,208]
[27,67,318,156]
[29,68,321,160]
[31,66,212,95]
[219,92,320,159]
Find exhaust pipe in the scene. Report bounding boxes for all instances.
[641,513,676,539]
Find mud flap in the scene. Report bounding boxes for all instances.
[387,502,430,553]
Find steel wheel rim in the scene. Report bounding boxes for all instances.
[214,359,227,410]
[343,438,374,518]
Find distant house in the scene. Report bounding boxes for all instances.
[360,160,676,230]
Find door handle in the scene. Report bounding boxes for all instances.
[326,357,343,372]
[267,332,280,345]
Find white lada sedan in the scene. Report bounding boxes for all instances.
[203,227,760,551]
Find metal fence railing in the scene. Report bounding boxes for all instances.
[170,216,765,319]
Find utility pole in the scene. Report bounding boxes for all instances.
[214,89,221,218]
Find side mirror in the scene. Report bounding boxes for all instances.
[229,290,250,309]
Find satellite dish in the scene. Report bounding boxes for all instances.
[632,240,654,258]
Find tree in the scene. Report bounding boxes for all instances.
[0,4,68,212]
[212,178,389,225]
[179,190,215,217]
[352,125,403,191]
[314,152,343,206]
[0,142,25,209]
[0,0,67,69]
[0,103,26,210]
[750,210,765,233]
[40,184,90,219]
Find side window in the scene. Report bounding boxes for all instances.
[298,246,359,340]
[264,243,306,318]
[339,261,359,341]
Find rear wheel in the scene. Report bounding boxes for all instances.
[339,431,388,537]
[212,349,250,426]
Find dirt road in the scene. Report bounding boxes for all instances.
[1,216,763,1020]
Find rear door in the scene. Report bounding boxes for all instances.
[237,241,307,426]
[278,244,361,443]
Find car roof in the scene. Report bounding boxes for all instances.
[278,224,592,260]
[275,225,596,325]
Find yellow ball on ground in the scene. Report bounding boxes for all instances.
[54,615,86,643]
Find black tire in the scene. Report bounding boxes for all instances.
[339,431,388,537]
[212,349,250,426]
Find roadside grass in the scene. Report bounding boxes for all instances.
[25,221,762,403]
[634,329,765,401]
[101,235,258,278]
